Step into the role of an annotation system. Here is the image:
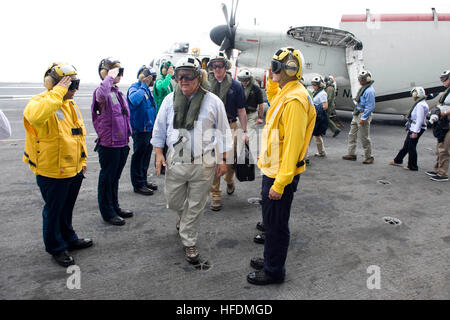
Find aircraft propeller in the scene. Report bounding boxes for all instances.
[210,0,239,59]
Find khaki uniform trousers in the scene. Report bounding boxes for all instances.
[434,129,450,177]
[210,121,238,201]
[347,113,373,159]
[165,158,216,247]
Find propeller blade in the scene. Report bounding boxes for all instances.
[230,0,235,26]
[221,3,229,25]
[230,0,239,27]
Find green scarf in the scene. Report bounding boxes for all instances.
[406,97,426,121]
[243,77,255,101]
[173,85,207,130]
[355,80,375,103]
[208,71,232,105]
[439,87,450,104]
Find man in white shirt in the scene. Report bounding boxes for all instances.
[151,56,233,263]
[0,110,12,140]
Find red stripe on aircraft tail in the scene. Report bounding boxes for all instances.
[341,13,450,22]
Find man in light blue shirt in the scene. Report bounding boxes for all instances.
[343,70,376,164]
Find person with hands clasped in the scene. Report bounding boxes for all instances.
[247,48,315,285]
[127,65,158,196]
[23,63,93,268]
[91,58,133,226]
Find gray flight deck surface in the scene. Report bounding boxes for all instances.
[0,83,448,300]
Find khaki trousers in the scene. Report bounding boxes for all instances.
[347,114,373,159]
[165,160,216,247]
[433,130,450,177]
[210,121,238,201]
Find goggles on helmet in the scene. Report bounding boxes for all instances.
[440,74,449,82]
[211,61,226,69]
[238,76,251,82]
[175,69,198,81]
[68,79,80,91]
[271,60,297,74]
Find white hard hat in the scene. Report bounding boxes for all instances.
[311,75,324,86]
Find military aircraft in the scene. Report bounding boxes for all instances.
[210,0,450,115]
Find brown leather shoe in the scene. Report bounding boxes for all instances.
[210,199,222,211]
[363,157,374,164]
[185,246,200,264]
[342,154,357,161]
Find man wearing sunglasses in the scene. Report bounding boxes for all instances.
[247,48,315,285]
[207,52,248,212]
[23,63,92,267]
[92,57,133,226]
[151,56,232,264]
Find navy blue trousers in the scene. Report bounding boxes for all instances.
[97,145,129,220]
[130,131,153,188]
[36,172,83,255]
[261,174,300,280]
[393,129,425,171]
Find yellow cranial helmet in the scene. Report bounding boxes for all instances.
[44,62,78,90]
[271,47,305,80]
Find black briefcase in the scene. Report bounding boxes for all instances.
[234,143,255,182]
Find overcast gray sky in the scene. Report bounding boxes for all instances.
[1,0,449,84]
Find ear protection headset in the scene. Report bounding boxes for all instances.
[98,57,122,80]
[358,70,372,83]
[271,47,304,80]
[410,87,426,99]
[44,62,78,90]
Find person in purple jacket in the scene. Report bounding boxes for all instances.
[91,57,133,226]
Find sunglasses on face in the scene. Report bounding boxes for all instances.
[68,79,80,91]
[175,70,197,81]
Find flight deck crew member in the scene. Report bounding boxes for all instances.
[127,65,158,195]
[151,56,232,263]
[311,76,328,157]
[23,63,92,267]
[207,52,248,211]
[154,60,174,112]
[247,47,316,285]
[0,109,12,140]
[153,60,175,175]
[342,70,375,164]
[426,70,450,182]
[91,57,133,226]
[237,69,264,156]
[390,87,429,171]
[324,75,341,137]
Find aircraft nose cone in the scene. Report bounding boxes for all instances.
[210,25,228,46]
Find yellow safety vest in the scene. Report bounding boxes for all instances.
[23,86,87,178]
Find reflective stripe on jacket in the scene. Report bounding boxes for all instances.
[23,86,87,178]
